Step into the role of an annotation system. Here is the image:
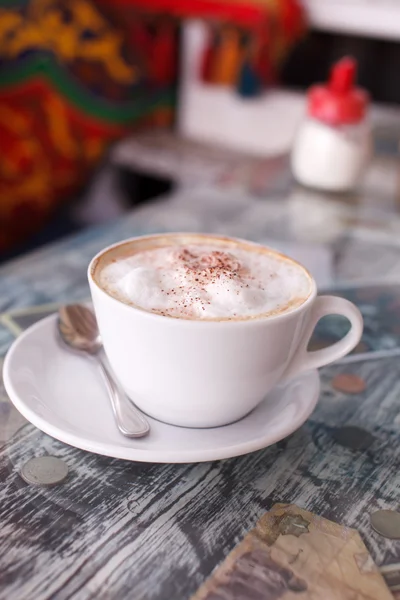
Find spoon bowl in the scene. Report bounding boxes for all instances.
[58,304,102,355]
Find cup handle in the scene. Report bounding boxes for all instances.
[284,295,363,380]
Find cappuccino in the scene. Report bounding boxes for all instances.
[93,235,312,320]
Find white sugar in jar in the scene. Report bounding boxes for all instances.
[291,57,371,193]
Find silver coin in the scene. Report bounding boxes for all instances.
[333,426,375,451]
[20,456,69,487]
[371,510,400,539]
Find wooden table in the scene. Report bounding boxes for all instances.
[1,147,400,598]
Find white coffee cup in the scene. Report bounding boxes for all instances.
[88,234,363,428]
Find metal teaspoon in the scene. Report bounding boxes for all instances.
[58,304,150,438]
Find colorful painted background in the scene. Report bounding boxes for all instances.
[0,0,303,252]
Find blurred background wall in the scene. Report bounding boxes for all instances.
[1,0,400,261]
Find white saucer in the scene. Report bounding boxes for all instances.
[3,315,320,463]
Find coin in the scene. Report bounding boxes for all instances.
[333,426,375,450]
[371,510,400,539]
[332,373,366,394]
[20,456,69,487]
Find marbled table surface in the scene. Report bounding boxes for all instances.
[2,148,400,599]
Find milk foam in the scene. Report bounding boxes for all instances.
[97,240,311,320]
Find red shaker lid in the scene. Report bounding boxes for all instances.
[307,57,369,125]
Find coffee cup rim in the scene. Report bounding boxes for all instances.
[88,233,317,325]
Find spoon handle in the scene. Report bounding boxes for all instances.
[96,356,150,438]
